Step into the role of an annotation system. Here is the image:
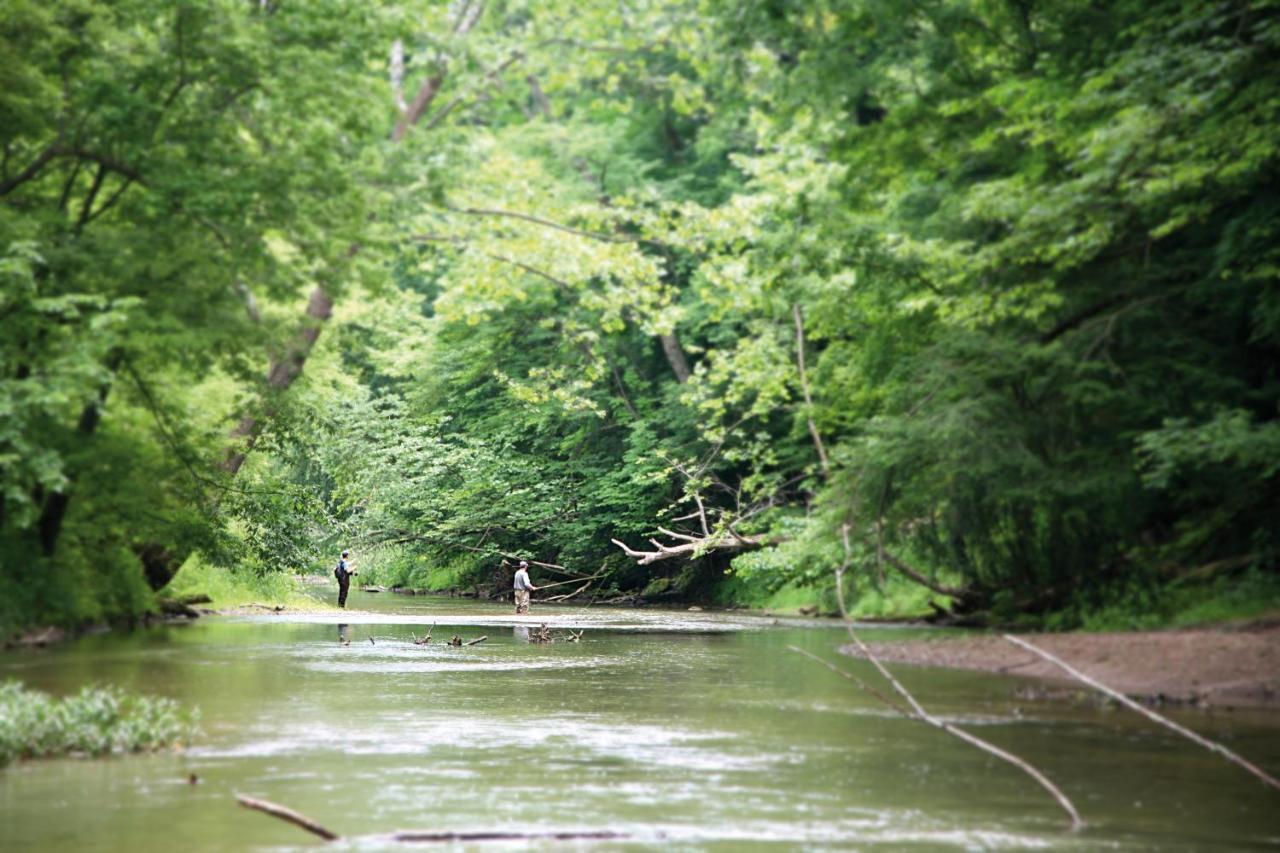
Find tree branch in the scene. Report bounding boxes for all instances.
[793,304,829,476]
[827,527,1082,829]
[1003,634,1280,792]
[390,2,484,141]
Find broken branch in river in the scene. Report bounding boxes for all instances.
[1002,634,1280,793]
[236,794,339,841]
[799,524,1084,831]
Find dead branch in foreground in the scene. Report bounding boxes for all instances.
[236,794,338,840]
[234,793,626,843]
[797,525,1083,830]
[1003,634,1280,793]
[394,830,626,842]
[529,624,583,643]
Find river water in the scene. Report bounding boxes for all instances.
[1,590,1277,850]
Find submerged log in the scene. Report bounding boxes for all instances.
[236,794,339,841]
[393,830,626,843]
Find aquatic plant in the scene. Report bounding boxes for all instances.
[0,681,198,767]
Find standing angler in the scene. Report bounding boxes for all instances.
[513,560,538,615]
[334,550,356,608]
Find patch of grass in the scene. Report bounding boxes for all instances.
[843,578,949,621]
[161,555,329,612]
[1047,568,1280,632]
[358,551,481,592]
[709,577,832,614]
[0,681,198,767]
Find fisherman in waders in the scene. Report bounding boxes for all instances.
[513,560,538,615]
[334,550,356,608]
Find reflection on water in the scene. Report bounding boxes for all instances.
[0,590,1277,851]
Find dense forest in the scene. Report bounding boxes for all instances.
[2,0,1278,635]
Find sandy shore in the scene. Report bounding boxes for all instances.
[844,624,1280,709]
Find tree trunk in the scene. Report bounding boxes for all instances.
[223,286,332,474]
[36,350,122,557]
[225,4,484,475]
[660,331,691,383]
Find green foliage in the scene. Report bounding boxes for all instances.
[0,681,198,767]
[160,555,320,612]
[5,0,1278,630]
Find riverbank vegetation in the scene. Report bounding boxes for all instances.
[2,0,1277,636]
[0,681,198,766]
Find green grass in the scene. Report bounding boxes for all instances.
[357,551,481,592]
[161,555,330,612]
[0,681,198,767]
[1058,568,1280,632]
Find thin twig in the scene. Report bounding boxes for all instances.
[793,304,829,476]
[821,527,1083,829]
[1003,634,1280,793]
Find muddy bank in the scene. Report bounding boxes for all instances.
[844,624,1280,709]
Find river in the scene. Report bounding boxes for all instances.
[2,590,1278,850]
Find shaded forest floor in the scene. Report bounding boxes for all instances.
[843,621,1280,710]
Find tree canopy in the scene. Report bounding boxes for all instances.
[3,0,1278,633]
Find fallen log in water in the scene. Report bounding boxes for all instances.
[393,830,626,843]
[234,793,626,843]
[464,635,488,646]
[235,794,339,841]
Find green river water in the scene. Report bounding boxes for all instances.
[1,589,1278,851]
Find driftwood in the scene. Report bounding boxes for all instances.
[411,624,436,645]
[393,830,625,842]
[234,793,624,844]
[464,635,488,646]
[447,635,462,647]
[529,624,582,644]
[236,794,339,841]
[1003,634,1280,793]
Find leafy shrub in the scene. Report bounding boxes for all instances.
[0,682,198,767]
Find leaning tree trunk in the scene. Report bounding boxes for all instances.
[223,286,333,474]
[222,3,485,476]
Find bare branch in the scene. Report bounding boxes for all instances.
[390,39,407,113]
[879,547,970,599]
[423,52,524,131]
[390,2,485,141]
[447,204,634,243]
[236,794,339,841]
[793,304,829,476]
[527,74,551,117]
[828,527,1082,830]
[0,140,60,196]
[1003,634,1280,793]
[610,531,767,565]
